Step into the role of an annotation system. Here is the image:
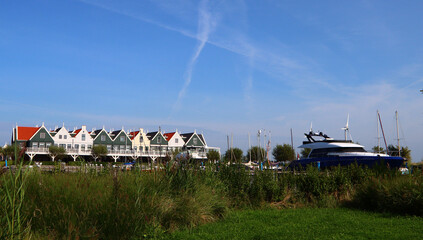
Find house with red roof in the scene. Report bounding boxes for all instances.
[164,130,184,152]
[12,123,54,149]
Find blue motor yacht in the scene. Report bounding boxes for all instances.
[288,131,404,169]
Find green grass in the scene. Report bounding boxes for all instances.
[1,162,422,238]
[169,208,423,240]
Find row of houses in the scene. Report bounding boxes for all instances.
[11,124,219,161]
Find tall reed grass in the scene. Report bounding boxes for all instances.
[0,151,32,239]
[1,160,422,239]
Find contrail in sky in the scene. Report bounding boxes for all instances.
[173,0,215,111]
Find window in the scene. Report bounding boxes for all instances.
[193,138,198,145]
[82,134,86,141]
[32,142,38,147]
[67,144,71,149]
[60,144,66,148]
[140,137,143,143]
[308,147,366,158]
[107,145,112,150]
[75,144,79,149]
[46,143,51,147]
[88,145,92,149]
[126,145,130,150]
[101,135,106,141]
[175,138,178,143]
[158,137,161,143]
[59,135,62,139]
[120,136,124,142]
[81,144,85,150]
[134,146,138,151]
[39,142,45,148]
[64,135,67,139]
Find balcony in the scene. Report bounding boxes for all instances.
[25,147,217,160]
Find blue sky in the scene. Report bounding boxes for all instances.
[1,0,423,161]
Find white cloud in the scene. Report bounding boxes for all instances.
[173,0,216,111]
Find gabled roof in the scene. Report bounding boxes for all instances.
[181,132,205,146]
[146,131,158,140]
[91,129,112,141]
[28,125,53,141]
[180,133,194,141]
[110,130,123,140]
[16,126,39,141]
[163,132,176,141]
[92,129,103,136]
[198,134,207,146]
[73,129,82,137]
[129,131,140,140]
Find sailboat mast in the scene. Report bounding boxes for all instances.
[248,132,251,162]
[377,110,380,153]
[377,111,389,153]
[396,111,400,156]
[290,128,294,151]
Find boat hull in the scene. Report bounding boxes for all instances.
[288,156,404,170]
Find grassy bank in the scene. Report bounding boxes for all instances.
[169,208,423,240]
[0,162,422,239]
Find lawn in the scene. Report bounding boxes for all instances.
[168,208,423,240]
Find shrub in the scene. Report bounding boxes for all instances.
[351,175,423,216]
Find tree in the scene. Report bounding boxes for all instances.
[2,144,21,161]
[206,149,220,162]
[387,144,412,165]
[387,145,399,156]
[49,145,66,162]
[92,145,108,162]
[224,148,243,163]
[300,148,311,159]
[246,146,266,162]
[401,146,412,165]
[272,144,295,162]
[372,146,385,154]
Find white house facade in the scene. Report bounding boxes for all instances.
[164,131,184,152]
[70,125,93,152]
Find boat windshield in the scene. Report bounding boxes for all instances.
[308,147,366,158]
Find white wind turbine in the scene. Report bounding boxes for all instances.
[342,114,353,141]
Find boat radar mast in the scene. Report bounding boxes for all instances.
[304,131,331,142]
